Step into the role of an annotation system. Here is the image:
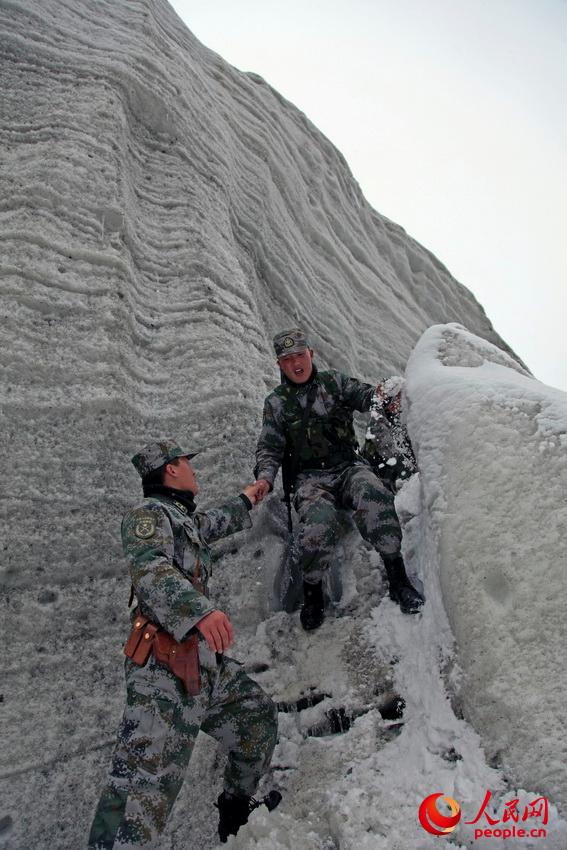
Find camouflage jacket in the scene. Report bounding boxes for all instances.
[254,368,380,486]
[121,493,252,642]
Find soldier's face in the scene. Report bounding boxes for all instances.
[278,348,314,383]
[164,456,199,494]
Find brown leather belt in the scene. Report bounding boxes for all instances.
[124,614,201,696]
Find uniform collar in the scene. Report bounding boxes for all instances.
[143,485,196,514]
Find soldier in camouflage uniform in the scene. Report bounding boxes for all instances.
[88,440,279,849]
[254,329,424,630]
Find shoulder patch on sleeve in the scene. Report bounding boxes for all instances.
[133,512,157,539]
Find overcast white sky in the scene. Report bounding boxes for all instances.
[170,0,567,391]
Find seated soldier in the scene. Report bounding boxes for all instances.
[253,329,424,630]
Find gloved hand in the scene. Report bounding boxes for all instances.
[376,457,411,493]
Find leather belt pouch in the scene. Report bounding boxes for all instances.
[123,615,158,666]
[153,631,201,696]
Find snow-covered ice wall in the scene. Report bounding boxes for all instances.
[0,0,530,847]
[405,324,567,812]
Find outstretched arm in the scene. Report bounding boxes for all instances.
[337,372,377,412]
[364,376,417,487]
[195,494,254,545]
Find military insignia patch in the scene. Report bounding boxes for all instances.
[283,336,294,349]
[174,500,188,514]
[134,515,157,539]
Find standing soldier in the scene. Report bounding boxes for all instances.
[88,440,280,849]
[254,329,424,630]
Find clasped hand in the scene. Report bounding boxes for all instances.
[242,479,271,504]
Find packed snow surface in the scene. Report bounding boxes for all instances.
[405,324,567,816]
[0,0,561,848]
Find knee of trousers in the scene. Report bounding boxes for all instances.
[344,464,395,502]
[297,500,340,535]
[248,693,278,764]
[349,477,396,509]
[348,480,398,521]
[226,670,278,753]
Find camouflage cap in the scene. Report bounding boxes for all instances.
[273,328,310,358]
[131,439,198,478]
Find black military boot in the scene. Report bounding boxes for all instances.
[217,790,282,843]
[300,579,325,631]
[382,553,424,614]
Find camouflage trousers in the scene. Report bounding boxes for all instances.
[88,653,277,849]
[294,462,402,582]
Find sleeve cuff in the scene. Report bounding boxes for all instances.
[239,493,253,510]
[255,470,275,487]
[176,603,217,641]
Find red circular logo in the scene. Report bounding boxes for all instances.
[419,793,461,836]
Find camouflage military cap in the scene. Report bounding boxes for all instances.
[273,328,310,358]
[131,439,198,477]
